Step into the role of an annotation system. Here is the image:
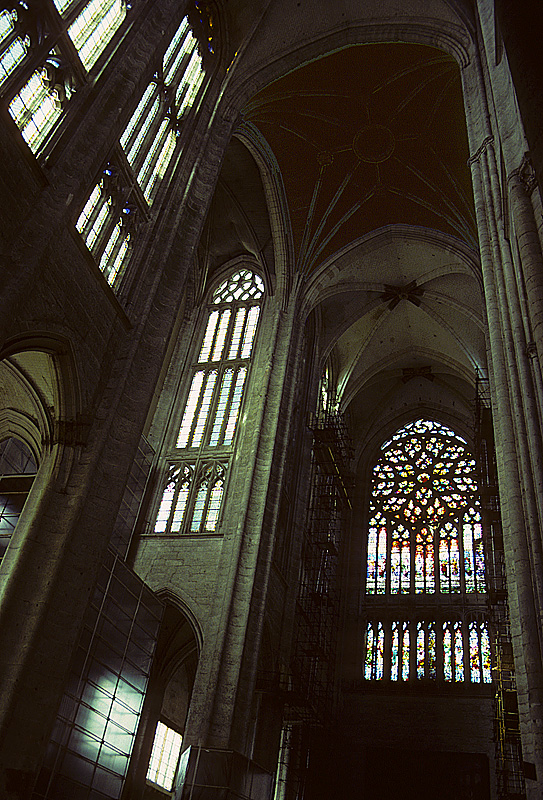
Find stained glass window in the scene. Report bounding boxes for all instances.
[366,419,486,596]
[391,621,410,681]
[1,0,128,155]
[75,168,135,288]
[76,15,209,287]
[364,621,384,680]
[364,420,491,686]
[153,269,264,535]
[364,618,491,684]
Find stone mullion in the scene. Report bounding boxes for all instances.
[0,0,188,349]
[470,146,543,786]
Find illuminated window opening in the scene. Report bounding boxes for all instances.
[9,69,65,151]
[2,0,128,155]
[364,420,491,686]
[74,14,210,286]
[154,270,264,535]
[364,618,491,684]
[366,419,486,596]
[67,0,126,71]
[147,721,183,791]
[75,172,134,288]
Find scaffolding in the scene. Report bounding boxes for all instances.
[474,375,526,800]
[269,404,352,800]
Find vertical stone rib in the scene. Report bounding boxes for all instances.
[471,146,543,779]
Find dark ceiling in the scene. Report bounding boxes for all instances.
[243,42,476,275]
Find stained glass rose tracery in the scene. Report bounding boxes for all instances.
[366,419,485,596]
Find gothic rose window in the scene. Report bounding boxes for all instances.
[366,419,485,596]
[364,419,491,684]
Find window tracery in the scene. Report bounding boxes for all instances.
[364,419,491,685]
[153,269,264,535]
[76,13,209,288]
[366,419,485,596]
[1,0,128,154]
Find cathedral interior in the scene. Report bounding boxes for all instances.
[1,1,543,798]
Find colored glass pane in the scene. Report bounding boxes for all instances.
[364,622,385,680]
[143,129,177,202]
[211,310,231,362]
[417,623,425,679]
[199,310,220,362]
[240,306,260,359]
[154,477,176,533]
[209,369,234,446]
[454,622,464,681]
[0,34,28,87]
[205,479,224,531]
[228,307,247,359]
[443,625,453,681]
[191,371,217,447]
[176,372,205,448]
[223,368,247,446]
[367,419,485,596]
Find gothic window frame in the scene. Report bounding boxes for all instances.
[0,0,133,156]
[365,418,486,598]
[146,719,184,792]
[73,10,214,291]
[150,266,265,537]
[362,418,492,687]
[363,614,492,685]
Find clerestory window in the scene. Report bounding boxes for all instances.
[1,0,128,154]
[75,14,209,289]
[153,268,264,535]
[363,419,491,685]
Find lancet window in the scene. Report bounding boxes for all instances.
[153,269,264,535]
[364,419,491,685]
[76,14,209,289]
[1,0,129,154]
[364,617,491,684]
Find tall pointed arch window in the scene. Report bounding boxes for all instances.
[1,0,129,154]
[363,419,491,685]
[76,14,210,289]
[153,269,264,535]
